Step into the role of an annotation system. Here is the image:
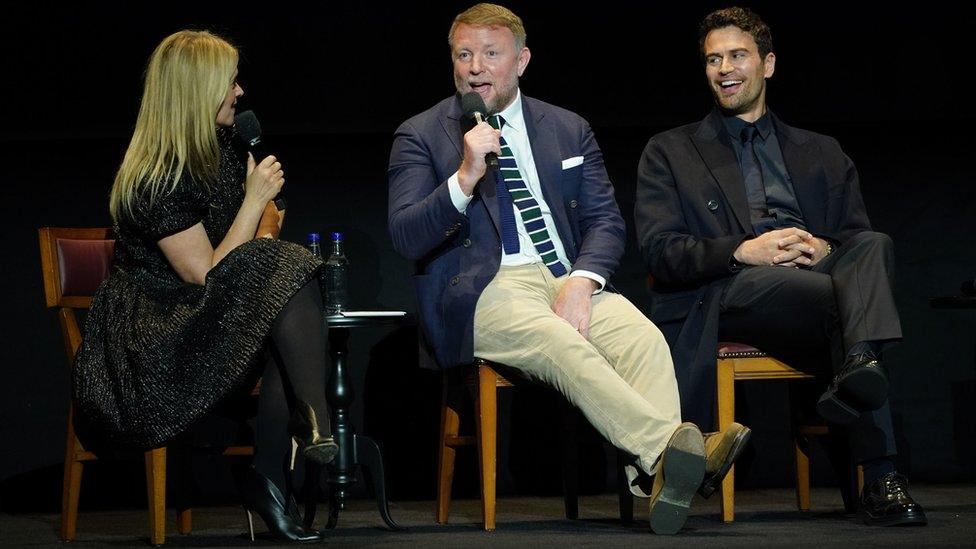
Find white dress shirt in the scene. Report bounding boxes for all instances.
[447,89,605,291]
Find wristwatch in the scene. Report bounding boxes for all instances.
[729,255,744,273]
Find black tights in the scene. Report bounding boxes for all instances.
[252,279,331,490]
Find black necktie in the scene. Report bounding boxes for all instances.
[739,124,770,225]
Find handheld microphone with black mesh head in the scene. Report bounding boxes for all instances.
[234,110,270,162]
[460,92,499,171]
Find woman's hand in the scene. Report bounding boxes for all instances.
[244,153,285,207]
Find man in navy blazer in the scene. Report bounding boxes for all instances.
[634,7,925,526]
[388,3,747,535]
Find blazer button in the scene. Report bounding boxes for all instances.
[451,276,460,286]
[569,199,579,209]
[706,199,719,211]
[462,238,472,248]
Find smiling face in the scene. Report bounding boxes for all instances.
[703,26,775,122]
[451,23,530,114]
[215,70,243,127]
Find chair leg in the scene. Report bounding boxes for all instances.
[436,372,461,524]
[856,465,864,494]
[794,435,812,511]
[145,448,167,546]
[169,436,193,535]
[475,364,498,531]
[60,410,83,541]
[616,450,634,525]
[716,359,736,523]
[177,509,192,536]
[558,400,580,520]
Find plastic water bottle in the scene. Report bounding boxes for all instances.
[324,232,348,315]
[307,233,322,257]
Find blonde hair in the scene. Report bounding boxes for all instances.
[110,30,238,221]
[448,3,527,51]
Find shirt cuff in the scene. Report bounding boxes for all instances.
[448,172,474,214]
[569,270,606,294]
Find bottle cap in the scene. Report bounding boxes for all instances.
[331,232,344,241]
[308,233,320,242]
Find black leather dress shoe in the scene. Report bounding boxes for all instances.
[816,352,888,424]
[859,472,927,526]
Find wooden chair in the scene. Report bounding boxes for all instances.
[716,342,864,522]
[40,227,257,545]
[436,359,633,530]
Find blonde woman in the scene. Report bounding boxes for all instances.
[73,30,334,542]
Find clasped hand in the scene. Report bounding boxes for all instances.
[733,227,829,267]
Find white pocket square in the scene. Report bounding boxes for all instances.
[561,156,584,170]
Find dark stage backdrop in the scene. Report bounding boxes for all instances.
[2,2,974,511]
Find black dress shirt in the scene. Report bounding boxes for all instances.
[723,112,806,234]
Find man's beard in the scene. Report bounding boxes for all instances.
[486,83,518,115]
[453,76,520,115]
[713,81,763,115]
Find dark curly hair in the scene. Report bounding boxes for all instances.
[699,7,773,60]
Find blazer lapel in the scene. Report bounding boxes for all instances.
[523,97,574,251]
[691,110,750,233]
[440,97,465,161]
[773,114,826,230]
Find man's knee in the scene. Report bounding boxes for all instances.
[846,230,893,252]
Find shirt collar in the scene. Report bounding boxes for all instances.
[722,109,774,141]
[495,89,524,133]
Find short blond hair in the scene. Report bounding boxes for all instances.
[448,3,526,51]
[110,30,238,221]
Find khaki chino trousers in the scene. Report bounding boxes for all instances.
[473,264,681,496]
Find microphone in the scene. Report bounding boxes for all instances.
[460,92,499,171]
[234,110,286,211]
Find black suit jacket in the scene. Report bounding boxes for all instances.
[634,109,872,426]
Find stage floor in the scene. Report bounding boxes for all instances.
[3,484,974,547]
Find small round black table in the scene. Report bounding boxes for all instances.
[302,313,413,531]
[930,296,976,309]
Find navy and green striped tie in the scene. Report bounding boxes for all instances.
[489,115,568,277]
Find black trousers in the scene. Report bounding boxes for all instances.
[718,231,900,461]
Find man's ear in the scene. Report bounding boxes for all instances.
[763,52,776,79]
[517,47,531,77]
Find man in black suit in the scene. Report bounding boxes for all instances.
[634,6,925,526]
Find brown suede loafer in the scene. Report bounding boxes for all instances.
[698,422,751,498]
[648,422,706,535]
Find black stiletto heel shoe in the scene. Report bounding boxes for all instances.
[289,401,339,464]
[241,467,323,543]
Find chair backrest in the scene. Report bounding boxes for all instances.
[39,227,115,362]
[39,228,115,309]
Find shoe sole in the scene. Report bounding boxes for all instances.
[860,508,928,527]
[816,389,861,424]
[304,441,339,464]
[649,428,705,535]
[837,365,888,410]
[698,427,752,498]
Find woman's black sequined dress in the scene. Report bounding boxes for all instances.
[73,128,321,451]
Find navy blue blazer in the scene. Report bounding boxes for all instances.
[388,94,625,369]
